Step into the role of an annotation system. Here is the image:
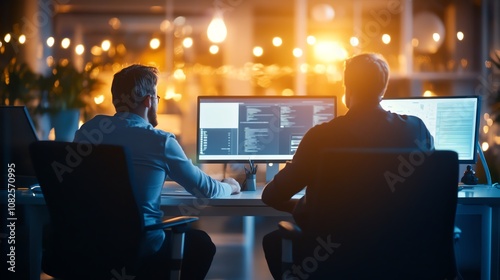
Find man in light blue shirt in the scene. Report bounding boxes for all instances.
[74,64,240,279]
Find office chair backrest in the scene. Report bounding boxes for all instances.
[302,148,458,279]
[29,141,144,278]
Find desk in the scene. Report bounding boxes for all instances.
[457,185,500,280]
[160,182,301,216]
[1,185,499,280]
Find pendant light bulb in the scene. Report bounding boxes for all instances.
[207,13,227,43]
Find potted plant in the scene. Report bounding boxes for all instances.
[35,60,101,141]
[0,57,37,106]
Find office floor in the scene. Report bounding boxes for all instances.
[202,216,289,280]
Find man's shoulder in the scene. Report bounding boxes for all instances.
[311,115,348,131]
[385,110,424,124]
[78,114,112,129]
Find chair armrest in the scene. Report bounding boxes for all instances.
[278,221,302,240]
[145,216,199,233]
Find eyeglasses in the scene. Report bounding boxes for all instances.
[151,95,160,102]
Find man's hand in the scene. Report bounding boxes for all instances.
[222,177,241,194]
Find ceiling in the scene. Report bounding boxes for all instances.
[49,0,404,47]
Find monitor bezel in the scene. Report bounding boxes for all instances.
[196,95,337,164]
[380,95,481,164]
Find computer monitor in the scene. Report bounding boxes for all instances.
[196,95,337,167]
[0,106,39,188]
[380,96,481,164]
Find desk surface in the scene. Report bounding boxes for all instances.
[6,183,500,207]
[457,184,500,206]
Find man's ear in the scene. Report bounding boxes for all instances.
[344,88,351,109]
[142,95,152,108]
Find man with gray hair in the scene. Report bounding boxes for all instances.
[74,64,241,279]
[261,53,434,279]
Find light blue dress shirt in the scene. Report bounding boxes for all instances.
[74,111,232,255]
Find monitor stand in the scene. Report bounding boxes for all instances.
[265,163,280,183]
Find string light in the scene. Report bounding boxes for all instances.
[306,35,316,45]
[18,34,26,44]
[350,37,360,47]
[432,33,441,42]
[272,37,282,47]
[253,46,263,57]
[61,38,70,49]
[209,45,219,54]
[382,34,391,44]
[46,37,54,47]
[182,37,193,48]
[149,38,160,49]
[75,44,84,55]
[293,48,303,58]
[101,40,111,51]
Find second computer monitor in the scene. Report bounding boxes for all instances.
[380,95,481,163]
[197,95,337,163]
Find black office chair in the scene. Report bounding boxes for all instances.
[29,141,198,280]
[278,149,459,280]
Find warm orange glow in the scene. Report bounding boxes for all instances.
[423,90,435,97]
[281,88,294,96]
[94,95,105,105]
[314,41,347,62]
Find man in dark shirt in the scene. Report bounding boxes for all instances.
[261,53,434,279]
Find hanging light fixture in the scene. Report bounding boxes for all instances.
[207,11,227,43]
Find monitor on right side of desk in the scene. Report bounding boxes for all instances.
[380,95,481,164]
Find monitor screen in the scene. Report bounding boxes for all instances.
[197,95,337,163]
[380,96,480,163]
[0,106,39,188]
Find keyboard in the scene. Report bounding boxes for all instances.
[162,181,193,196]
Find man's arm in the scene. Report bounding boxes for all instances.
[164,135,238,198]
[261,161,305,213]
[262,180,298,213]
